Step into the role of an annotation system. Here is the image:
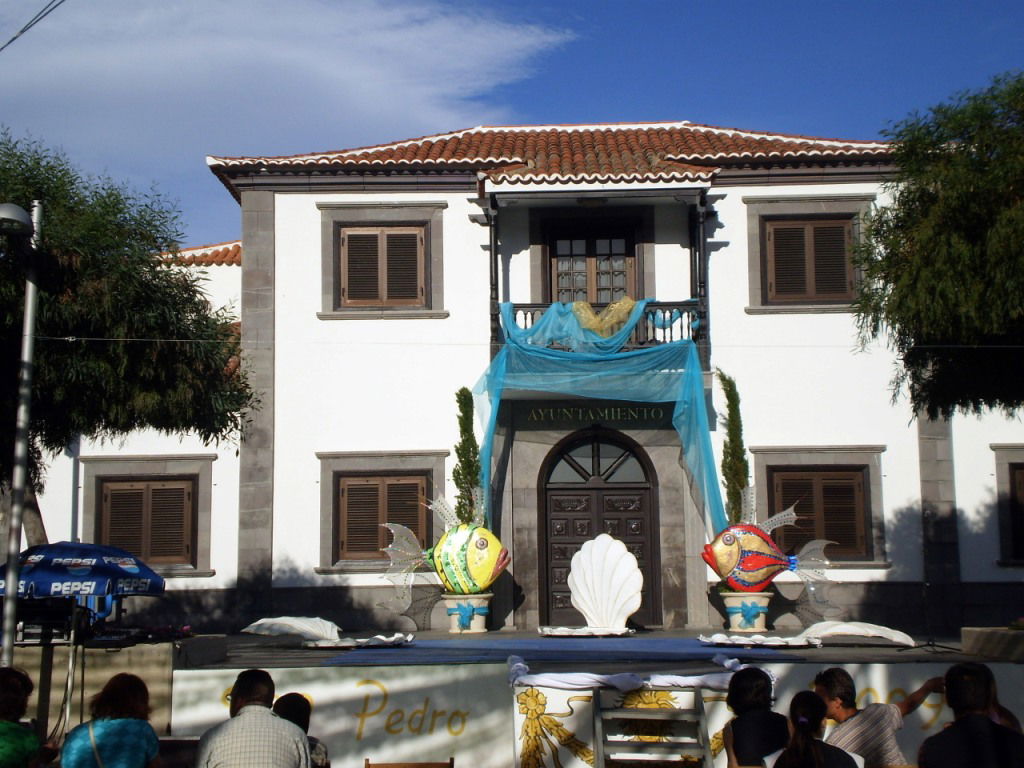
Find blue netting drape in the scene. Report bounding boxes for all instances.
[473,302,727,535]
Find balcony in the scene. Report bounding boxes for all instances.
[507,300,708,367]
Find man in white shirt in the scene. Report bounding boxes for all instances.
[195,668,311,768]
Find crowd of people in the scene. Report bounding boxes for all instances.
[1,659,1022,767]
[0,667,328,768]
[722,662,1024,768]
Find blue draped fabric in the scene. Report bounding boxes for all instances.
[474,302,727,535]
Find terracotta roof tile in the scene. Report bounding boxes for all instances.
[168,240,242,266]
[207,121,891,185]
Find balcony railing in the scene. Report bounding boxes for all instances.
[507,300,707,365]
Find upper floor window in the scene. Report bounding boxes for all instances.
[765,219,854,303]
[768,467,868,559]
[340,226,425,308]
[99,476,197,566]
[317,203,448,319]
[551,234,636,304]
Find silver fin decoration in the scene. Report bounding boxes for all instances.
[378,523,427,614]
[794,538,833,570]
[760,503,798,534]
[740,486,758,525]
[470,487,486,526]
[428,496,460,531]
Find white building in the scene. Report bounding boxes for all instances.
[38,121,1024,633]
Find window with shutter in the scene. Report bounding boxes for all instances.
[770,468,868,559]
[340,226,425,308]
[337,475,428,560]
[765,219,854,303]
[100,477,195,566]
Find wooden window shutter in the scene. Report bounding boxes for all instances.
[1010,465,1024,559]
[772,469,867,559]
[103,483,146,556]
[147,480,193,564]
[340,226,425,308]
[338,475,427,560]
[101,478,195,565]
[767,220,853,302]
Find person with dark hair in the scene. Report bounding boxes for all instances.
[722,667,788,767]
[772,690,857,768]
[272,694,330,768]
[0,667,42,768]
[813,666,942,768]
[918,662,1024,768]
[60,673,159,768]
[195,669,309,768]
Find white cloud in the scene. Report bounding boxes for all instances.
[0,0,571,243]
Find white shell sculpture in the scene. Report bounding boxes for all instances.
[567,533,643,630]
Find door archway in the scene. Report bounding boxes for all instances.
[538,429,661,627]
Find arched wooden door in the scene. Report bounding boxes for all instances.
[539,430,661,627]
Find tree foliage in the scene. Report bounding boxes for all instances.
[451,387,481,524]
[716,369,748,525]
[855,73,1024,418]
[0,130,255,492]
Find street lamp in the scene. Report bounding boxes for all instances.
[0,200,41,667]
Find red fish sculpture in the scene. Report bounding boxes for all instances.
[702,508,832,594]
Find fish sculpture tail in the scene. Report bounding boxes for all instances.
[792,540,841,619]
[379,523,428,614]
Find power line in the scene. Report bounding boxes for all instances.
[0,0,70,56]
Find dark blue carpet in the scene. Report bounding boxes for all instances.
[324,635,802,666]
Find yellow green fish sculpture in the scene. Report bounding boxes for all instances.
[382,493,510,609]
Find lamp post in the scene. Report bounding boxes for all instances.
[0,200,41,668]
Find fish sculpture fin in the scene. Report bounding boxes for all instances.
[428,496,460,531]
[471,487,487,526]
[760,504,798,534]
[740,486,758,525]
[796,569,844,621]
[379,523,427,614]
[794,538,834,570]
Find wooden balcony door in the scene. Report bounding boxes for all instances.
[550,231,636,304]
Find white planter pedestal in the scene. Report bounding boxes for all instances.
[720,590,773,633]
[442,592,492,633]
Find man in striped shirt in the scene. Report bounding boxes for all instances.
[814,667,943,768]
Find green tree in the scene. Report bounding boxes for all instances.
[716,369,748,525]
[451,387,481,524]
[855,72,1024,418]
[0,131,255,542]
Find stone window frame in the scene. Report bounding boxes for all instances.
[317,203,448,320]
[750,445,888,566]
[315,450,448,572]
[81,454,216,576]
[743,194,875,314]
[991,444,1024,566]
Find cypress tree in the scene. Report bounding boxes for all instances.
[717,369,748,525]
[452,387,482,524]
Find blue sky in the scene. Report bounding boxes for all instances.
[1,0,1021,247]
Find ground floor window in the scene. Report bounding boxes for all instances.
[316,450,447,571]
[81,454,216,574]
[99,477,196,565]
[751,445,886,563]
[768,468,867,558]
[336,474,427,560]
[992,445,1024,565]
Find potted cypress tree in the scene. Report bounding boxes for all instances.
[714,370,772,632]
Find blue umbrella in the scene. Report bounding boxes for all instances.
[0,541,165,599]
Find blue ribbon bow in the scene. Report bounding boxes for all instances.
[726,601,768,629]
[447,601,490,630]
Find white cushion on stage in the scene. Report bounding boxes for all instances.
[242,616,343,641]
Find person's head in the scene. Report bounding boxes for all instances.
[273,692,312,733]
[813,667,856,718]
[789,690,827,738]
[727,667,775,715]
[229,669,275,716]
[0,667,33,722]
[944,662,995,718]
[90,673,151,720]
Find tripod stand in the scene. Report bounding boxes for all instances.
[898,581,959,653]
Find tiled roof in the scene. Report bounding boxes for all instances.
[207,121,891,185]
[169,240,242,266]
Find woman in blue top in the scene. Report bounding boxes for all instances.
[61,673,159,768]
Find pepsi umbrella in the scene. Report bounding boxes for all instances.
[0,541,165,599]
